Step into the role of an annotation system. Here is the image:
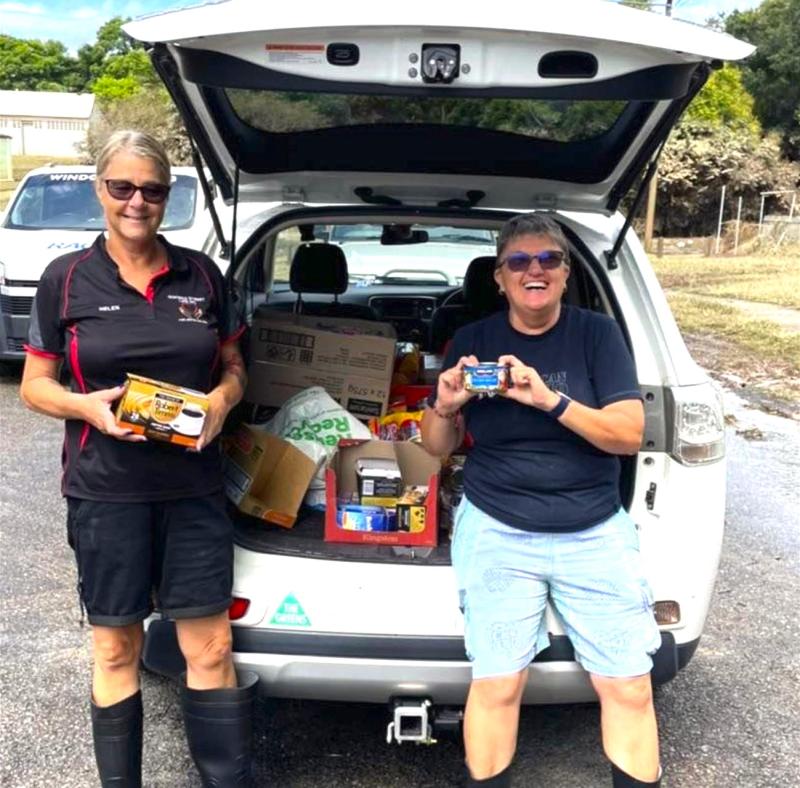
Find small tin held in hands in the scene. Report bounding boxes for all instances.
[463,363,511,396]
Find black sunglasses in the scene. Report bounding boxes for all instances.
[104,179,171,204]
[498,250,567,272]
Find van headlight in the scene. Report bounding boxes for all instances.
[668,383,725,465]
[0,261,5,286]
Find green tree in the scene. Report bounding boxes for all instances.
[683,64,760,134]
[726,0,800,158]
[75,17,142,92]
[0,35,81,91]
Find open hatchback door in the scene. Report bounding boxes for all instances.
[124,1,753,213]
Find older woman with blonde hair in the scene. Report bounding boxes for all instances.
[21,130,257,787]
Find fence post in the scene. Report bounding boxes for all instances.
[715,185,726,255]
[734,196,743,256]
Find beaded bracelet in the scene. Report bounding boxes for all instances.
[430,401,460,420]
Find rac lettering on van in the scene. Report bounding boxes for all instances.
[47,241,93,250]
[48,173,96,181]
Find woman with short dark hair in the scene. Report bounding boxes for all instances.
[21,130,257,787]
[421,212,662,788]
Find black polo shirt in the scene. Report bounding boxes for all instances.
[27,234,244,502]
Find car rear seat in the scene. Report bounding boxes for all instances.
[288,242,376,321]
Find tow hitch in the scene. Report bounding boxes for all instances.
[386,698,463,745]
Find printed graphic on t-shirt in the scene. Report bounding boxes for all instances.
[542,370,569,396]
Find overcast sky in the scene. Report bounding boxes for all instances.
[0,0,764,54]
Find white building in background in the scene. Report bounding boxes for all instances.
[0,90,96,158]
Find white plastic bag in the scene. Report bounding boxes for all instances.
[257,387,373,509]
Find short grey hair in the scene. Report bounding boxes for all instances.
[496,213,570,263]
[96,130,171,183]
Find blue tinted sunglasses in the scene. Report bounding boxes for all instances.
[498,250,567,272]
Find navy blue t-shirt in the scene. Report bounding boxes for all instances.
[437,306,641,532]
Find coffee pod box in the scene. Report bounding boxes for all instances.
[115,373,209,448]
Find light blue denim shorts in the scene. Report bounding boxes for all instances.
[452,496,662,680]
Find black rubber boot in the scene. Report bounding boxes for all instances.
[611,762,662,787]
[466,763,512,786]
[181,671,259,787]
[90,690,143,787]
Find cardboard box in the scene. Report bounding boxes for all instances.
[325,440,440,546]
[246,311,397,418]
[223,425,317,528]
[115,373,208,448]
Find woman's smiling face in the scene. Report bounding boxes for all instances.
[96,152,168,245]
[494,233,570,329]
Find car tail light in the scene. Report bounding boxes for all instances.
[654,600,681,625]
[228,597,250,621]
[669,383,725,465]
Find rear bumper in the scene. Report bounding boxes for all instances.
[143,619,691,705]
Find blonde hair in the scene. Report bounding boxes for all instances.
[96,130,171,183]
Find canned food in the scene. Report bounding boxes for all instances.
[463,363,510,395]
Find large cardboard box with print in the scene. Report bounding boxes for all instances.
[246,310,397,418]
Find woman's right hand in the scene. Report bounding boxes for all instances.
[434,355,479,414]
[81,385,147,442]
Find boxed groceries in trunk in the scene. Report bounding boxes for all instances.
[324,440,441,546]
[223,425,318,528]
[246,310,397,418]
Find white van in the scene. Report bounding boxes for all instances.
[0,165,222,361]
[124,1,750,744]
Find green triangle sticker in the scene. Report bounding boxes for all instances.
[269,593,311,627]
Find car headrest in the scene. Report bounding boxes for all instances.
[463,255,502,312]
[290,243,348,295]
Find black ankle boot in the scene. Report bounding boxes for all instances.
[181,671,259,787]
[466,763,512,786]
[611,762,662,787]
[90,690,143,787]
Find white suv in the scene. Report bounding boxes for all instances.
[125,1,751,740]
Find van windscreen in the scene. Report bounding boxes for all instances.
[4,173,198,231]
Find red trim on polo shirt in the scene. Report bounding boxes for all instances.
[23,345,62,360]
[68,325,91,451]
[145,265,170,304]
[222,325,245,345]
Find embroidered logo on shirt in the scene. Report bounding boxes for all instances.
[98,305,121,312]
[168,295,208,323]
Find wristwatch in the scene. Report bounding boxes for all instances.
[547,392,572,419]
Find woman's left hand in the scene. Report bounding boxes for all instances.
[497,354,560,412]
[194,390,230,452]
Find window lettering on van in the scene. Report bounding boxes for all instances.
[48,173,95,182]
[47,241,92,250]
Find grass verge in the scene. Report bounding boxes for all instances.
[652,255,800,308]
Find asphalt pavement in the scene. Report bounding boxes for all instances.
[1,365,798,788]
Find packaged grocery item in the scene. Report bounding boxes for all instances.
[368,410,424,442]
[115,373,208,448]
[463,363,510,396]
[355,457,403,502]
[396,485,428,533]
[336,504,397,532]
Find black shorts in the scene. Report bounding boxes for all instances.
[66,493,233,627]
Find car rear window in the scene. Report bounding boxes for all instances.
[4,173,199,231]
[226,89,626,143]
